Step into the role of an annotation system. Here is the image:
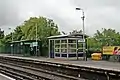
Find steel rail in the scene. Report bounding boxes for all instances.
[0,56,120,80]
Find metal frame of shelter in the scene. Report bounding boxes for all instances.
[48,33,88,59]
[9,40,41,56]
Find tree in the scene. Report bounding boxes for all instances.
[94,28,120,46]
[0,28,4,39]
[20,17,60,47]
[13,26,24,41]
[69,30,82,34]
[0,28,5,46]
[4,34,12,43]
[88,28,120,52]
[5,16,60,47]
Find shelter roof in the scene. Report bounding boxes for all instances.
[48,33,88,39]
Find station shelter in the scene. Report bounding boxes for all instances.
[9,40,41,56]
[48,33,88,59]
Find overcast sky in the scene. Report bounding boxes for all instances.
[0,0,120,36]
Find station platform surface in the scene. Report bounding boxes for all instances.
[29,57,120,72]
[0,54,120,72]
[0,73,15,80]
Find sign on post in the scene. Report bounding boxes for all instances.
[32,42,38,46]
[103,46,120,55]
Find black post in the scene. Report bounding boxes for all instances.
[76,40,79,60]
[85,38,88,61]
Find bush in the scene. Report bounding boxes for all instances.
[87,48,102,58]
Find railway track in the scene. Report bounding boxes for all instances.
[0,56,84,80]
[0,63,50,80]
[0,63,82,80]
[0,56,120,80]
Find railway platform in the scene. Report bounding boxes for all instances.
[0,54,120,72]
[0,54,120,80]
[0,73,15,80]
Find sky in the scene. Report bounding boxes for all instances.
[0,0,120,36]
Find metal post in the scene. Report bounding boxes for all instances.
[54,40,55,58]
[67,39,68,58]
[36,23,37,56]
[60,40,62,57]
[49,39,50,58]
[86,38,88,61]
[76,8,87,61]
[81,10,86,61]
[12,32,13,42]
[9,28,13,55]
[76,40,78,60]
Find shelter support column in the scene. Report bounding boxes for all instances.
[60,40,61,57]
[54,40,55,58]
[67,39,68,58]
[76,39,78,60]
[49,39,50,58]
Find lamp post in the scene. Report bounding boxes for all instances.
[76,7,87,61]
[8,28,13,42]
[8,28,13,55]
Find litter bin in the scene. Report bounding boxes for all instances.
[91,53,102,60]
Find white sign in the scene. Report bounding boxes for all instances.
[32,42,38,46]
[30,44,33,47]
[11,44,13,46]
[20,42,23,45]
[78,39,85,42]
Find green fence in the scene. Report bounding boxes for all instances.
[0,41,49,57]
[41,46,48,57]
[0,44,11,53]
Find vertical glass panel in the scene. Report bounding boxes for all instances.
[78,49,83,52]
[55,40,60,44]
[55,45,60,48]
[50,40,54,50]
[61,40,67,43]
[61,49,67,53]
[55,53,60,57]
[55,49,60,52]
[78,42,83,49]
[61,54,67,57]
[68,44,76,48]
[68,39,76,43]
[61,44,67,48]
[68,49,76,53]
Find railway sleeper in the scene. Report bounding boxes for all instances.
[0,63,82,80]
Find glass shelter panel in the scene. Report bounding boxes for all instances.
[68,44,76,49]
[61,40,67,43]
[61,44,67,48]
[55,45,60,48]
[68,49,76,53]
[77,42,84,53]
[61,49,67,53]
[55,49,60,53]
[68,39,77,53]
[55,40,60,44]
[68,39,76,43]
[55,40,60,46]
[78,42,83,49]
